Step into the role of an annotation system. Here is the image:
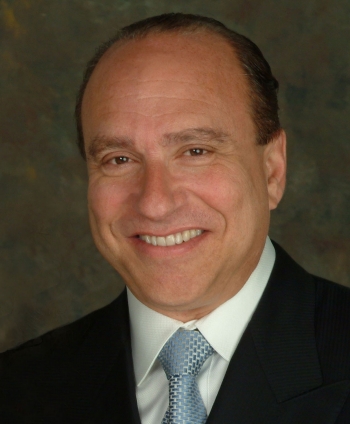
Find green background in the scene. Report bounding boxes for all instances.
[1,0,349,351]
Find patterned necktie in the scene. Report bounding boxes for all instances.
[158,328,214,424]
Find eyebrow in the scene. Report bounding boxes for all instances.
[161,127,230,146]
[87,127,231,159]
[87,135,134,159]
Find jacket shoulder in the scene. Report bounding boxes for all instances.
[0,291,131,422]
[0,291,127,365]
[314,276,350,382]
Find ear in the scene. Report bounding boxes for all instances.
[264,129,287,211]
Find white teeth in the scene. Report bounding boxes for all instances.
[157,237,166,246]
[182,230,190,242]
[166,235,176,246]
[139,229,203,246]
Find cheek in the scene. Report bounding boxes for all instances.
[88,179,128,224]
[188,166,246,213]
[193,162,268,229]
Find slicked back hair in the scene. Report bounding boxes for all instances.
[75,13,281,159]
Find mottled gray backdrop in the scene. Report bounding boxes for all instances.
[1,0,349,352]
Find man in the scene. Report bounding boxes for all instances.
[1,13,350,423]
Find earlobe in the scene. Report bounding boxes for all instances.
[265,129,287,210]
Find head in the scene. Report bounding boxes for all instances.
[77,13,286,321]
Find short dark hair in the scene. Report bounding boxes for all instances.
[75,13,281,159]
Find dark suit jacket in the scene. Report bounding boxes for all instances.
[1,243,350,423]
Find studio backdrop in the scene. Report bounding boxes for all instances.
[1,0,349,351]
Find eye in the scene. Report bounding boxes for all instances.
[184,148,208,156]
[109,156,130,165]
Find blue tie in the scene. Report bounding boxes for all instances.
[158,329,214,424]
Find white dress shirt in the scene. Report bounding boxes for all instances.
[127,237,276,424]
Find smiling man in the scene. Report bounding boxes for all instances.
[82,23,285,323]
[2,13,350,424]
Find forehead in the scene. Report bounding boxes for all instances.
[82,31,253,144]
[93,30,244,81]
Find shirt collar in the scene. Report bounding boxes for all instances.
[128,237,275,386]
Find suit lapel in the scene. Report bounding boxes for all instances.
[207,244,350,423]
[56,290,141,423]
[250,242,322,402]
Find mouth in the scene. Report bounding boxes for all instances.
[138,229,203,247]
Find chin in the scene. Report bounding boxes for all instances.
[141,282,210,314]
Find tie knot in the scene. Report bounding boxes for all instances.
[158,329,214,379]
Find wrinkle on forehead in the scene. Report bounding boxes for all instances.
[84,78,228,120]
[105,95,221,107]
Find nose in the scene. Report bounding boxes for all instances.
[135,161,178,221]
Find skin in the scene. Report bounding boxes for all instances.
[82,31,287,322]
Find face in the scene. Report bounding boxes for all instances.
[82,32,286,321]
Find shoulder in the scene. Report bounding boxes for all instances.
[313,276,350,380]
[0,290,128,364]
[273,241,350,316]
[272,241,350,378]
[0,291,130,422]
[314,275,350,315]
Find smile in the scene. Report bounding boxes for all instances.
[139,229,203,246]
